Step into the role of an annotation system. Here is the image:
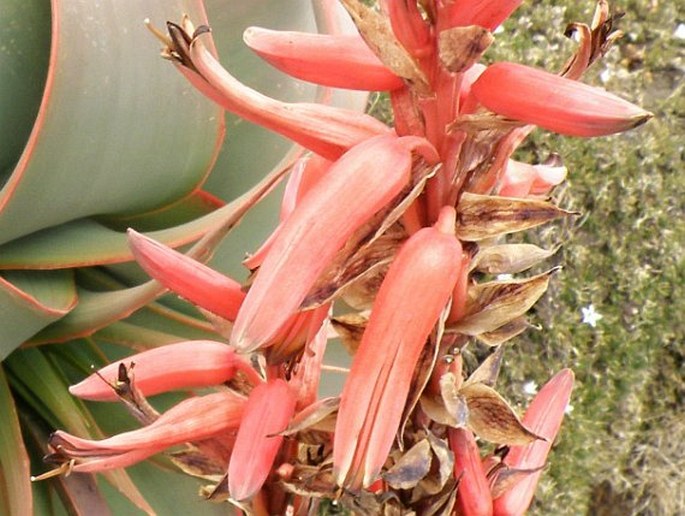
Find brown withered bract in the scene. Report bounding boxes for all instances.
[438,26,494,73]
[456,193,578,241]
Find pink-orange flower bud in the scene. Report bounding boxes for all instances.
[127,229,245,321]
[243,27,404,91]
[493,369,574,515]
[231,134,438,354]
[69,340,260,401]
[188,35,390,160]
[449,427,493,516]
[472,62,652,137]
[441,1,522,31]
[334,206,463,490]
[228,379,297,501]
[49,391,245,473]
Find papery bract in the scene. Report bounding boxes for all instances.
[228,379,297,501]
[231,134,438,354]
[69,340,260,401]
[334,207,463,490]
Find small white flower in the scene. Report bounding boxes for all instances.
[581,304,603,327]
[674,23,685,40]
[565,403,574,415]
[522,380,538,396]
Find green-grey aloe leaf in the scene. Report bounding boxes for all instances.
[0,0,50,180]
[0,270,77,360]
[0,366,33,516]
[0,0,224,247]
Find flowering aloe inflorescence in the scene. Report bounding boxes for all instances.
[40,1,650,513]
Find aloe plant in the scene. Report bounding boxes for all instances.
[10,1,653,515]
[2,0,653,514]
[0,1,366,513]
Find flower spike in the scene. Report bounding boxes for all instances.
[472,62,653,137]
[69,340,260,402]
[231,134,438,354]
[243,28,404,91]
[334,206,464,490]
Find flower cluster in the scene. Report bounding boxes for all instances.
[40,1,649,514]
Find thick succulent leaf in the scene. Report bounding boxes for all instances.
[0,0,223,247]
[0,270,76,360]
[21,151,292,346]
[0,367,33,516]
[0,0,50,178]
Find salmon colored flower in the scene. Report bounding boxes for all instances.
[228,379,297,501]
[243,27,404,91]
[45,391,245,474]
[492,369,575,515]
[472,62,652,137]
[449,427,493,516]
[68,340,261,402]
[175,26,390,160]
[244,154,333,271]
[440,0,523,31]
[128,229,245,321]
[230,134,438,354]
[334,207,464,490]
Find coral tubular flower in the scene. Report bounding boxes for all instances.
[472,62,652,137]
[243,154,333,271]
[441,0,523,31]
[47,391,245,473]
[230,134,438,354]
[186,31,390,160]
[228,379,297,501]
[493,369,575,515]
[127,229,245,321]
[69,340,260,401]
[449,427,494,516]
[334,207,464,490]
[243,28,404,91]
